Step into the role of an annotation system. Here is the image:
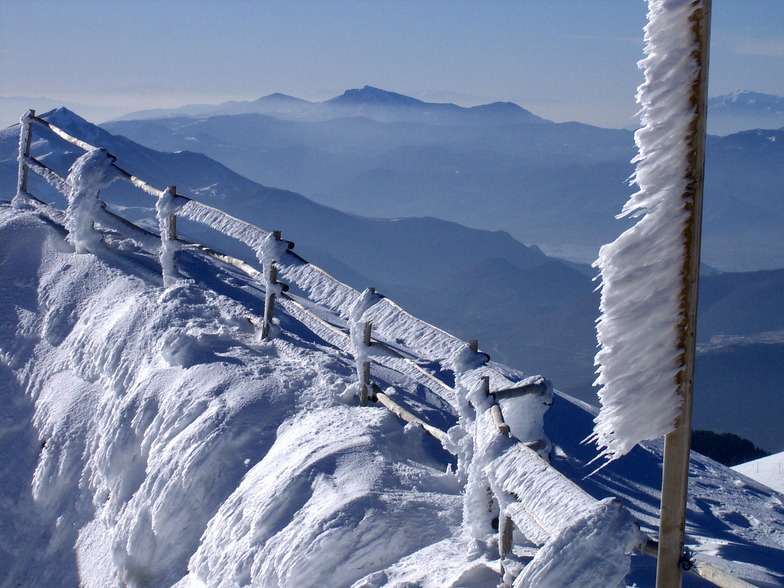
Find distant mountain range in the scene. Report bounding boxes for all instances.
[4,87,782,133]
[102,87,784,272]
[112,87,784,136]
[708,91,784,136]
[1,108,782,452]
[112,85,548,127]
[0,96,127,129]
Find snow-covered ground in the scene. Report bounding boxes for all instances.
[1,198,783,586]
[734,453,784,495]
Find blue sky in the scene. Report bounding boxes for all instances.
[1,0,782,128]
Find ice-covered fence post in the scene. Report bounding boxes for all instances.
[261,232,280,341]
[483,375,511,437]
[258,230,290,341]
[448,342,507,557]
[348,288,381,406]
[156,185,183,287]
[478,373,515,563]
[64,149,120,253]
[260,263,279,340]
[587,1,711,585]
[13,109,35,209]
[359,321,373,406]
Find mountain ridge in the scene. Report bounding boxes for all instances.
[110,85,547,127]
[102,99,784,272]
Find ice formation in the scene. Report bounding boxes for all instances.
[65,148,121,253]
[513,498,644,588]
[155,187,186,287]
[591,0,705,460]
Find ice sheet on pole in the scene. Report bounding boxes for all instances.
[591,0,701,460]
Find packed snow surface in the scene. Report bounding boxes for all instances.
[733,452,784,495]
[592,0,706,460]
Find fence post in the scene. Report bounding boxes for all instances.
[260,262,278,341]
[260,230,289,341]
[167,191,177,242]
[487,374,510,436]
[359,321,372,406]
[14,109,35,208]
[157,185,181,286]
[499,514,514,559]
[363,321,373,347]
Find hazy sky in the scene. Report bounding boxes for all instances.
[1,0,783,128]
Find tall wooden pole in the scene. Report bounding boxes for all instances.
[656,1,711,586]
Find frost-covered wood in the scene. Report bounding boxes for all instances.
[19,154,70,196]
[259,231,291,341]
[156,185,185,287]
[13,110,35,208]
[586,1,711,585]
[348,289,382,405]
[591,0,710,462]
[375,391,448,441]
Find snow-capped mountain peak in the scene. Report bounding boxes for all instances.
[711,90,784,111]
[707,90,784,134]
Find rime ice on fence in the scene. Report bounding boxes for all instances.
[447,344,507,553]
[282,261,361,320]
[65,149,121,253]
[258,231,291,340]
[591,0,704,461]
[512,498,643,588]
[156,187,186,287]
[179,199,270,256]
[14,111,34,209]
[258,232,290,278]
[348,288,381,403]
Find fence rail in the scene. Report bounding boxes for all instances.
[12,109,751,588]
